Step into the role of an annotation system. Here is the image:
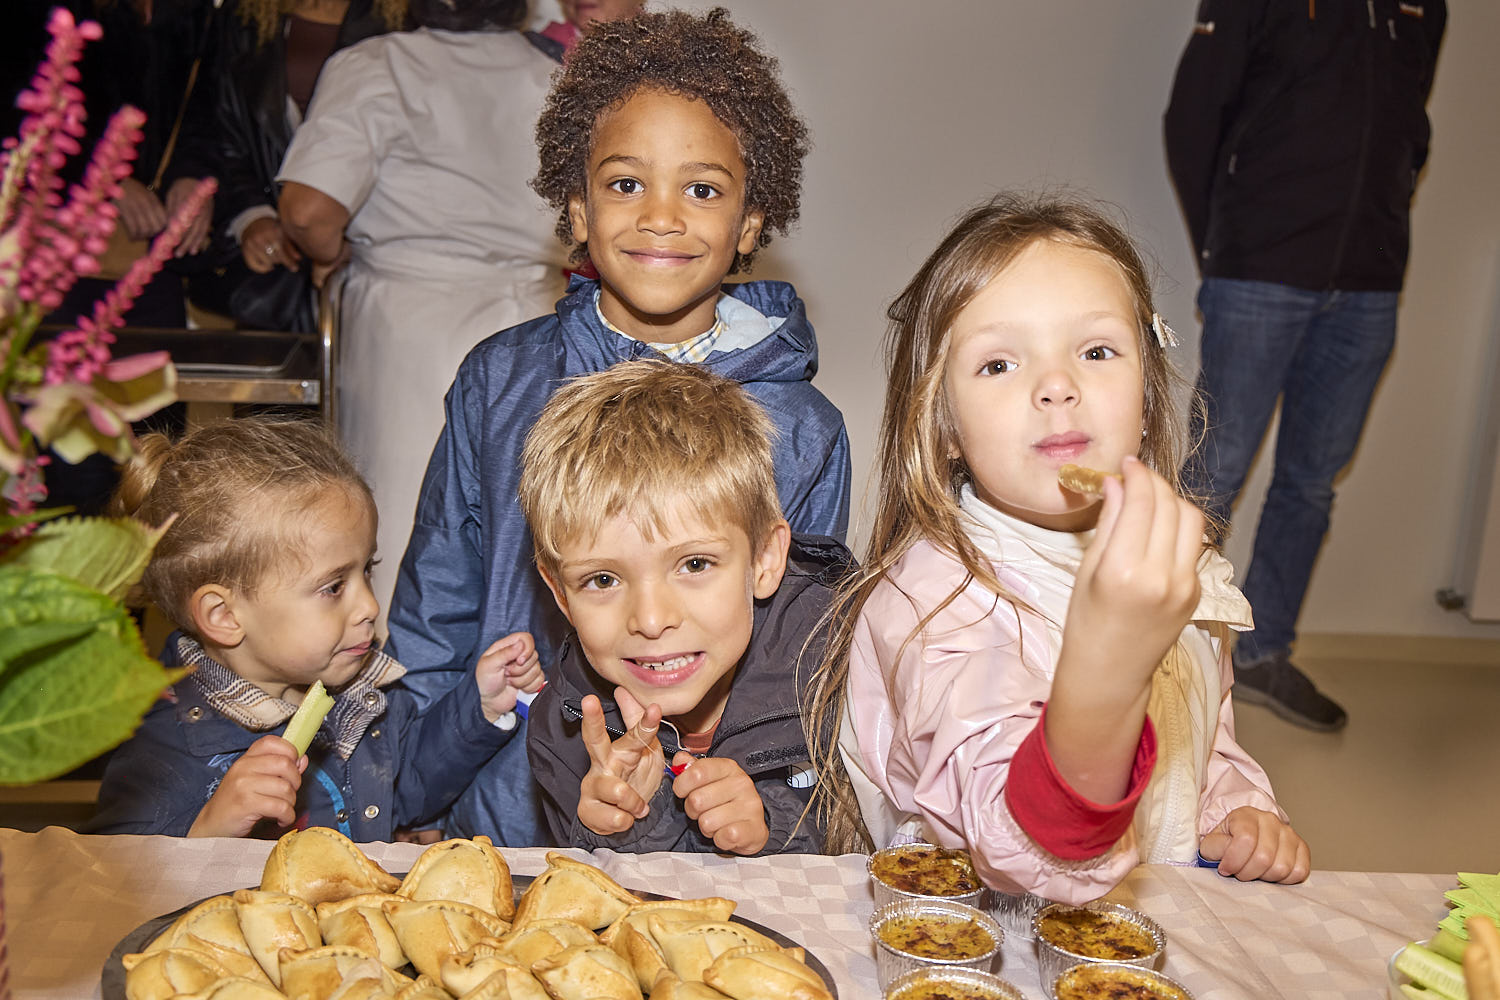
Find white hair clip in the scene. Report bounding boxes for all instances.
[1151,312,1179,349]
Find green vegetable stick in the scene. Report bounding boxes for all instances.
[283,680,335,756]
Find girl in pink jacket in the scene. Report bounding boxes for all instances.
[807,195,1310,902]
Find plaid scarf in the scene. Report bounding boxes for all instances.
[176,635,407,760]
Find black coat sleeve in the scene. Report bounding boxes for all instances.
[1163,0,1264,263]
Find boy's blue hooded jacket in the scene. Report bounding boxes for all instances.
[384,277,850,845]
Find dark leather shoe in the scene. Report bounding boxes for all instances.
[1233,653,1348,732]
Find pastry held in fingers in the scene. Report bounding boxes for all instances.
[1057,464,1119,498]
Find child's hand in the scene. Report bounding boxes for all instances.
[1198,806,1311,883]
[187,735,306,838]
[576,689,665,836]
[1048,456,1205,802]
[475,631,542,722]
[670,752,769,855]
[1062,455,1205,696]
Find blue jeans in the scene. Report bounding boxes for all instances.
[1184,278,1398,663]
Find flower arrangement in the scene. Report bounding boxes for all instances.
[0,9,215,785]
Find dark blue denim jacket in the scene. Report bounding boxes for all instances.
[86,634,510,840]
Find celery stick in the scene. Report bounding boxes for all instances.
[1396,943,1468,1000]
[1432,928,1469,963]
[1404,985,1446,1000]
[283,680,335,756]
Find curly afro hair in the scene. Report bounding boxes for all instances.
[531,7,810,273]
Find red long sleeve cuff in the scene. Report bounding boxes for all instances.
[1003,704,1157,860]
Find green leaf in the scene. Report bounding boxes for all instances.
[1,515,168,602]
[0,567,182,785]
[0,618,107,669]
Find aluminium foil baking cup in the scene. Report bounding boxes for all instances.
[1032,900,1166,1000]
[884,965,1027,1000]
[984,887,1049,940]
[1050,960,1195,1000]
[870,897,1004,991]
[868,844,987,911]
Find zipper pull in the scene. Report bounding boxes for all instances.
[1227,152,1238,175]
[1367,0,1376,27]
[1388,17,1397,38]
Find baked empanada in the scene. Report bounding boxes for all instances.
[261,827,402,905]
[530,944,640,1000]
[451,969,553,1000]
[278,944,414,1000]
[317,893,408,969]
[398,836,515,920]
[120,947,231,1000]
[166,978,289,1000]
[142,895,271,984]
[383,897,511,981]
[233,888,323,985]
[439,942,550,1000]
[326,974,400,1000]
[648,917,779,983]
[600,900,738,991]
[600,899,737,946]
[493,918,599,969]
[1057,463,1117,498]
[701,945,832,1000]
[648,970,732,1000]
[393,976,452,1000]
[511,853,641,930]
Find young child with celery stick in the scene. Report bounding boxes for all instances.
[87,418,540,841]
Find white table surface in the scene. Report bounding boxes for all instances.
[0,826,1454,999]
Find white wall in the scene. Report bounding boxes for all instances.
[647,0,1500,643]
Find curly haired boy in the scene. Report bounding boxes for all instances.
[384,8,852,847]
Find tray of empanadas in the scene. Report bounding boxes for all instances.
[102,827,838,1000]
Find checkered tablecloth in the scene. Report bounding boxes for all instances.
[0,826,1452,999]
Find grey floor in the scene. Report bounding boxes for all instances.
[1233,651,1500,875]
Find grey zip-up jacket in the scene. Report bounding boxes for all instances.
[527,535,852,855]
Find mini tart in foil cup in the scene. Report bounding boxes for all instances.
[884,966,1027,1000]
[984,887,1049,941]
[1051,960,1195,1000]
[1032,901,1165,999]
[870,898,1004,990]
[868,844,986,910]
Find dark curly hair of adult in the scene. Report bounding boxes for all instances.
[531,7,810,273]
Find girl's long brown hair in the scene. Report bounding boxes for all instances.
[806,193,1204,854]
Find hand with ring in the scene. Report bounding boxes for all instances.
[242,216,303,274]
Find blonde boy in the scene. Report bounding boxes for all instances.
[522,361,850,854]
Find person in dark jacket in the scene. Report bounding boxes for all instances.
[383,8,850,848]
[86,418,541,840]
[1165,0,1445,731]
[193,0,402,331]
[520,361,851,855]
